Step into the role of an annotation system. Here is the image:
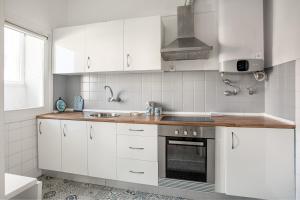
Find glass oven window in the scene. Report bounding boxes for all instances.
[166,137,207,182]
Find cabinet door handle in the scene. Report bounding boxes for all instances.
[129,170,144,174]
[90,125,93,140]
[232,132,235,149]
[129,129,144,132]
[39,122,42,135]
[126,54,130,68]
[87,57,91,69]
[129,147,144,150]
[63,124,67,137]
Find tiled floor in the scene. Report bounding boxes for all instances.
[39,176,188,200]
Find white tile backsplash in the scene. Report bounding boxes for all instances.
[75,71,265,113]
[265,61,296,121]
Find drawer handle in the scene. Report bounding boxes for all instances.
[129,129,144,132]
[129,170,144,174]
[129,147,144,150]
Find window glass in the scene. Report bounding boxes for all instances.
[4,25,46,111]
[4,27,24,83]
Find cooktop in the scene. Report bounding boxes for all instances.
[161,116,214,122]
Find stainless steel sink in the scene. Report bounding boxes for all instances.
[89,112,120,118]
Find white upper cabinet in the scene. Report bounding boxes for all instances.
[38,119,62,171]
[124,16,162,71]
[61,120,88,176]
[87,122,117,180]
[53,16,162,73]
[86,20,124,72]
[53,26,86,74]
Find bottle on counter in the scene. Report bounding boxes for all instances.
[145,101,155,116]
[154,107,162,117]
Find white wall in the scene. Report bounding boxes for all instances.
[296,59,300,199]
[65,0,219,71]
[3,0,68,177]
[264,0,300,67]
[65,0,216,26]
[0,0,4,197]
[264,1,300,198]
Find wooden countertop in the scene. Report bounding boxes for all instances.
[36,112,295,129]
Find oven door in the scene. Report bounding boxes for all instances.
[166,137,207,182]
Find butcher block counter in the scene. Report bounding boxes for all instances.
[37,112,295,129]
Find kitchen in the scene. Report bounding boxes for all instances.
[0,0,299,200]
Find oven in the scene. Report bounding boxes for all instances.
[158,126,215,183]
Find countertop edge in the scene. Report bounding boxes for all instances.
[36,113,296,129]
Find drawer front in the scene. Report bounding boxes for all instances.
[117,135,157,161]
[117,158,158,186]
[117,123,158,137]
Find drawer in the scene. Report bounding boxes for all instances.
[117,158,158,186]
[117,135,157,161]
[117,123,158,137]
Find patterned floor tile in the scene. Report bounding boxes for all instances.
[38,176,188,200]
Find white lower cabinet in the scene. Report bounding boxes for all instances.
[61,120,88,175]
[215,127,295,200]
[38,120,158,186]
[38,119,62,171]
[117,123,158,186]
[87,122,117,180]
[117,158,158,186]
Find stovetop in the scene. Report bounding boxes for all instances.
[161,116,214,122]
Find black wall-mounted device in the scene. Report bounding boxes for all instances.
[237,60,249,71]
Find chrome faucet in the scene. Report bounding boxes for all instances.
[104,85,121,102]
[223,79,240,96]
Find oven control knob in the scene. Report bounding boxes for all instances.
[193,131,197,136]
[183,130,188,136]
[174,130,179,135]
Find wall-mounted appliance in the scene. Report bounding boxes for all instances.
[161,0,213,61]
[218,0,264,73]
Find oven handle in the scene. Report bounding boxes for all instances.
[168,140,205,146]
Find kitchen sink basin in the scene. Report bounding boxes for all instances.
[89,112,120,118]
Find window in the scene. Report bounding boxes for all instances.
[4,24,46,111]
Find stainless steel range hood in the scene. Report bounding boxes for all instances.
[161,4,213,61]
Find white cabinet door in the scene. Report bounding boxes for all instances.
[225,128,266,198]
[53,26,86,74]
[124,16,162,71]
[61,120,87,175]
[87,122,117,180]
[86,20,124,72]
[37,119,61,171]
[225,128,294,200]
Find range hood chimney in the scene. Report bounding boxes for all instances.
[161,3,213,61]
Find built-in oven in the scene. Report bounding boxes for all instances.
[158,126,215,183]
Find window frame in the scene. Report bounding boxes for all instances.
[4,22,48,112]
